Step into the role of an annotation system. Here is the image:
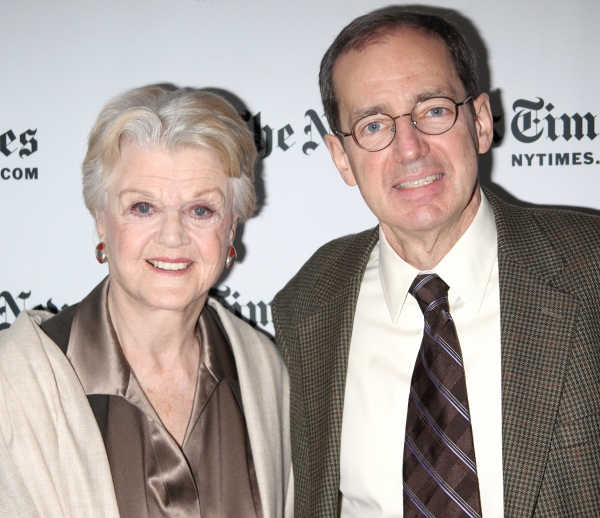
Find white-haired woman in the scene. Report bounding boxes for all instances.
[0,86,292,518]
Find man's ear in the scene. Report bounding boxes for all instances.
[472,93,494,155]
[324,134,357,187]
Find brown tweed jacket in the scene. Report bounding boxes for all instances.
[273,189,600,517]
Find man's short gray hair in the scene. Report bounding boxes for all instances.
[82,86,257,222]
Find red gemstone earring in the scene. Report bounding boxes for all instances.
[95,242,108,264]
[225,246,237,270]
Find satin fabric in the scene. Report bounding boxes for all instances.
[67,279,262,517]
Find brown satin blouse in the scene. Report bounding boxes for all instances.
[66,280,262,517]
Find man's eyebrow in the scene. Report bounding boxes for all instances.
[348,89,461,123]
[350,105,391,122]
[414,89,459,103]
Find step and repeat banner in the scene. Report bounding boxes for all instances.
[1,0,599,334]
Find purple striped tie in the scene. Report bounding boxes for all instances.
[403,274,482,518]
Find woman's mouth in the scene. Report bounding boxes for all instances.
[146,260,192,271]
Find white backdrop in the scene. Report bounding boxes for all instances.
[1,0,599,333]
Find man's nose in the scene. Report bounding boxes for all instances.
[156,210,190,248]
[390,116,429,164]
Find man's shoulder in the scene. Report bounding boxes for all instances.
[487,190,600,270]
[273,227,379,320]
[528,206,600,269]
[492,193,600,231]
[289,226,379,281]
[490,191,600,237]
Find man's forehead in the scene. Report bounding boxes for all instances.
[333,28,463,112]
[335,27,453,72]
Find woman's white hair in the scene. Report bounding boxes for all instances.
[82,86,257,222]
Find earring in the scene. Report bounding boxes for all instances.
[95,242,108,264]
[225,246,237,270]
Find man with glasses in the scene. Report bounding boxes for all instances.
[273,7,600,518]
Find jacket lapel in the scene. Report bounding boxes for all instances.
[292,228,378,516]
[487,191,579,516]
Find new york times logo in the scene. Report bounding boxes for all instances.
[1,287,271,331]
[1,128,39,180]
[0,291,67,330]
[242,109,328,159]
[210,285,272,329]
[510,98,599,168]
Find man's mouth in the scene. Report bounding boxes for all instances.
[147,260,192,271]
[395,173,443,189]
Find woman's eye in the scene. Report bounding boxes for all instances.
[192,206,213,219]
[132,202,153,214]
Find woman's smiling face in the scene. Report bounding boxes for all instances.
[96,141,236,313]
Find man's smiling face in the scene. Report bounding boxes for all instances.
[325,28,493,246]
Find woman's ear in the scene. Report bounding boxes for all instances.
[229,216,238,246]
[96,209,106,242]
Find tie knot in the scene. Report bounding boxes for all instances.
[410,274,450,316]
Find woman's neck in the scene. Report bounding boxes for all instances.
[106,285,204,444]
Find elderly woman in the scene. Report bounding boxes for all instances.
[0,86,292,517]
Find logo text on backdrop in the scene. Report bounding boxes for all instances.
[510,98,598,167]
[241,110,329,158]
[0,128,39,180]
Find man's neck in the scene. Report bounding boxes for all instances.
[381,189,482,271]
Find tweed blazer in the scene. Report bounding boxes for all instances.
[273,189,600,517]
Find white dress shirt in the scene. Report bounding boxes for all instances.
[339,192,504,517]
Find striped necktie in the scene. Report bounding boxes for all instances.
[403,274,482,518]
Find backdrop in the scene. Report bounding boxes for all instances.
[1,0,599,333]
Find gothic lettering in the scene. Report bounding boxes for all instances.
[303,109,328,155]
[0,130,17,157]
[511,98,544,143]
[19,129,38,158]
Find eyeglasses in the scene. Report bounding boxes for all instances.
[336,96,473,152]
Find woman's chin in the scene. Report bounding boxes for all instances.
[113,285,208,314]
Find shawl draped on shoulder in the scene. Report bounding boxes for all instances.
[0,310,119,517]
[0,300,293,518]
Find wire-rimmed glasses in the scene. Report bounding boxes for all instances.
[336,96,473,152]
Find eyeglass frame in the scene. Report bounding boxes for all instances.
[335,96,474,152]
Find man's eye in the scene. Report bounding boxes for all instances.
[366,121,382,133]
[428,107,447,117]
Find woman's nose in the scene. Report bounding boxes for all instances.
[156,210,190,247]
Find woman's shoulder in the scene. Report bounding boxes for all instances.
[0,310,54,355]
[38,304,79,354]
[207,297,274,343]
[206,297,285,371]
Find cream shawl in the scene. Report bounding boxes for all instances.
[0,310,119,517]
[0,301,293,518]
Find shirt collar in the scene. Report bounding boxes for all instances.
[379,189,497,323]
[67,277,230,398]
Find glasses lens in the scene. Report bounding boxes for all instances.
[353,114,395,151]
[412,98,457,135]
